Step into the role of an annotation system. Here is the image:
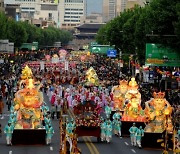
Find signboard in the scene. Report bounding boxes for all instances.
[90,45,115,55]
[65,61,69,71]
[40,61,44,70]
[107,49,117,57]
[145,43,180,66]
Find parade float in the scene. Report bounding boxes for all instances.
[111,79,128,110]
[9,66,52,144]
[84,67,99,87]
[73,101,102,142]
[142,91,174,149]
[120,78,146,136]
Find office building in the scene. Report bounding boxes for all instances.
[59,0,86,29]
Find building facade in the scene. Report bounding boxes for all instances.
[4,0,59,27]
[0,0,5,12]
[59,0,86,29]
[80,13,103,24]
[103,0,149,22]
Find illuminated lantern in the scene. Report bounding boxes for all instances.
[45,55,51,61]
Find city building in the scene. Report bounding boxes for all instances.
[103,0,116,22]
[5,4,20,21]
[59,0,87,29]
[103,0,150,22]
[80,12,103,24]
[4,0,59,27]
[0,0,5,12]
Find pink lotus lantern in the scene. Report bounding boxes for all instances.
[59,49,67,59]
[45,55,51,61]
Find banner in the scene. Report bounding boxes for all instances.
[40,61,44,70]
[65,61,69,71]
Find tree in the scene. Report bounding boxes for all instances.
[7,19,28,47]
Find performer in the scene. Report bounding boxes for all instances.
[105,104,112,119]
[129,123,138,146]
[4,123,14,145]
[112,118,122,137]
[66,119,75,135]
[100,118,106,142]
[8,115,16,128]
[46,125,54,145]
[135,126,144,149]
[112,110,121,120]
[105,120,112,143]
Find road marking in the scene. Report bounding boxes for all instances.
[83,137,95,154]
[9,151,12,154]
[125,142,129,145]
[68,109,99,154]
[1,116,4,119]
[50,146,53,151]
[86,137,99,154]
[131,149,136,153]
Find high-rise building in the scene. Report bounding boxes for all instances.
[103,0,116,22]
[59,0,86,29]
[126,0,148,9]
[103,0,149,22]
[0,0,5,12]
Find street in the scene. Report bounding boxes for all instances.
[0,93,165,154]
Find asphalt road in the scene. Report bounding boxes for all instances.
[0,93,168,154]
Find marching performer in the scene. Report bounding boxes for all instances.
[105,104,112,119]
[46,124,54,145]
[135,126,144,149]
[66,119,75,135]
[112,118,122,137]
[105,120,112,143]
[129,123,138,146]
[4,123,14,145]
[100,118,106,142]
[112,110,121,120]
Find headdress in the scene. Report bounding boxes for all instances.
[153,92,165,99]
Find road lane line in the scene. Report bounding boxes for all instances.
[124,142,129,145]
[69,109,99,154]
[131,149,136,153]
[50,146,53,151]
[83,137,95,154]
[86,137,100,154]
[9,151,12,154]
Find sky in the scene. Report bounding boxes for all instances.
[86,0,103,15]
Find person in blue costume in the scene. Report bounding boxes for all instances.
[66,119,75,135]
[44,114,51,126]
[129,123,138,146]
[135,126,144,148]
[8,115,16,128]
[105,104,112,119]
[105,120,112,143]
[112,118,122,137]
[112,110,121,120]
[100,118,106,142]
[46,124,54,145]
[4,123,14,145]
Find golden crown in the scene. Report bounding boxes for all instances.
[153,92,165,99]
[119,80,128,85]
